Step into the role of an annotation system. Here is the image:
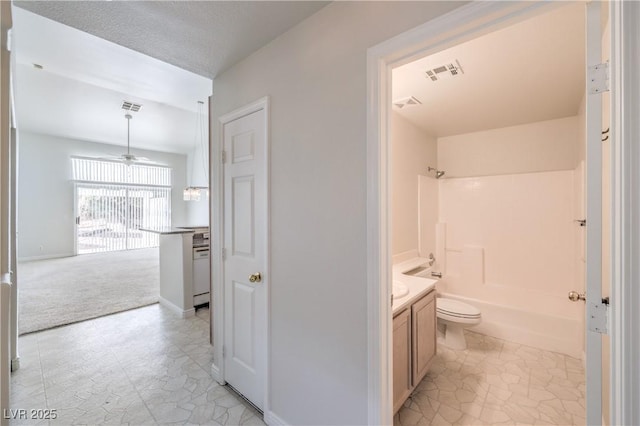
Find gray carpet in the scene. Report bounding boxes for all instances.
[18,248,159,335]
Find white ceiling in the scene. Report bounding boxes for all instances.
[11,2,328,154]
[392,3,585,138]
[13,8,213,154]
[15,62,203,155]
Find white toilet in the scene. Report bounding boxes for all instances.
[436,297,481,350]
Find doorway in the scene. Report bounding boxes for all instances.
[10,4,213,349]
[366,2,613,424]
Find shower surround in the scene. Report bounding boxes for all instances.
[428,169,583,357]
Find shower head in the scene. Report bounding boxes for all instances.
[427,166,445,179]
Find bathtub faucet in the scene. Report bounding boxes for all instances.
[431,271,442,278]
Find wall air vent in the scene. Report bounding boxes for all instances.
[425,60,464,82]
[121,101,142,112]
[393,96,422,109]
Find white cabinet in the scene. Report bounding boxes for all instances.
[393,289,436,413]
[157,231,195,317]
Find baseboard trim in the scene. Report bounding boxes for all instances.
[18,253,74,263]
[158,297,195,318]
[211,362,224,385]
[264,410,288,426]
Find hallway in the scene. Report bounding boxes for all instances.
[10,305,263,425]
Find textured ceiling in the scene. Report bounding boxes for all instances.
[392,3,585,137]
[14,1,329,78]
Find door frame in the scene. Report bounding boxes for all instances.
[211,97,270,413]
[365,1,635,424]
[1,0,12,420]
[73,183,79,255]
[610,2,640,424]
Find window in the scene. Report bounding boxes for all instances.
[71,157,172,254]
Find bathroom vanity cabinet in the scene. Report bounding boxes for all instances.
[393,289,436,413]
[393,308,412,413]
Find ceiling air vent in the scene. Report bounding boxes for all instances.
[121,101,142,112]
[393,96,422,109]
[425,60,464,82]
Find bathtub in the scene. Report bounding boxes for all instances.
[392,251,583,358]
[436,290,583,358]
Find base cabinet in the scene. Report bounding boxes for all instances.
[393,309,412,413]
[393,289,436,413]
[412,291,436,385]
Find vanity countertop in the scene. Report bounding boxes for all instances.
[392,257,438,315]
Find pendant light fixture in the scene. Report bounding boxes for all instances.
[184,101,209,201]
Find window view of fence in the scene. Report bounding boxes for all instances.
[72,157,172,254]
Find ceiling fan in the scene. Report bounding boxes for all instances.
[101,113,158,165]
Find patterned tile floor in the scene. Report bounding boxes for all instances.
[12,304,586,425]
[10,304,265,425]
[394,331,586,425]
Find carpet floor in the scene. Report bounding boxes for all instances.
[18,248,159,335]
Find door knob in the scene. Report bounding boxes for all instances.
[249,272,262,283]
[568,291,586,302]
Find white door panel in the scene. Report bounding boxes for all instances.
[232,176,255,257]
[223,105,267,411]
[231,281,256,369]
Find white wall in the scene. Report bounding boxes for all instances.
[210,2,466,424]
[391,111,437,257]
[438,116,580,178]
[17,130,189,260]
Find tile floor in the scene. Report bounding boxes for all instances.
[10,304,265,425]
[394,331,586,425]
[12,304,586,425]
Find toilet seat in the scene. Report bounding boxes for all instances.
[436,298,481,321]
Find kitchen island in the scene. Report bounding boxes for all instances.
[141,227,196,318]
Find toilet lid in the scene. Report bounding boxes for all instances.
[437,298,481,318]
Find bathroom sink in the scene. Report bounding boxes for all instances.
[392,281,409,299]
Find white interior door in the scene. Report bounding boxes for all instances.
[584,2,607,424]
[222,104,267,410]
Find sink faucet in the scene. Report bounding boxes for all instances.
[428,253,435,266]
[431,271,442,278]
